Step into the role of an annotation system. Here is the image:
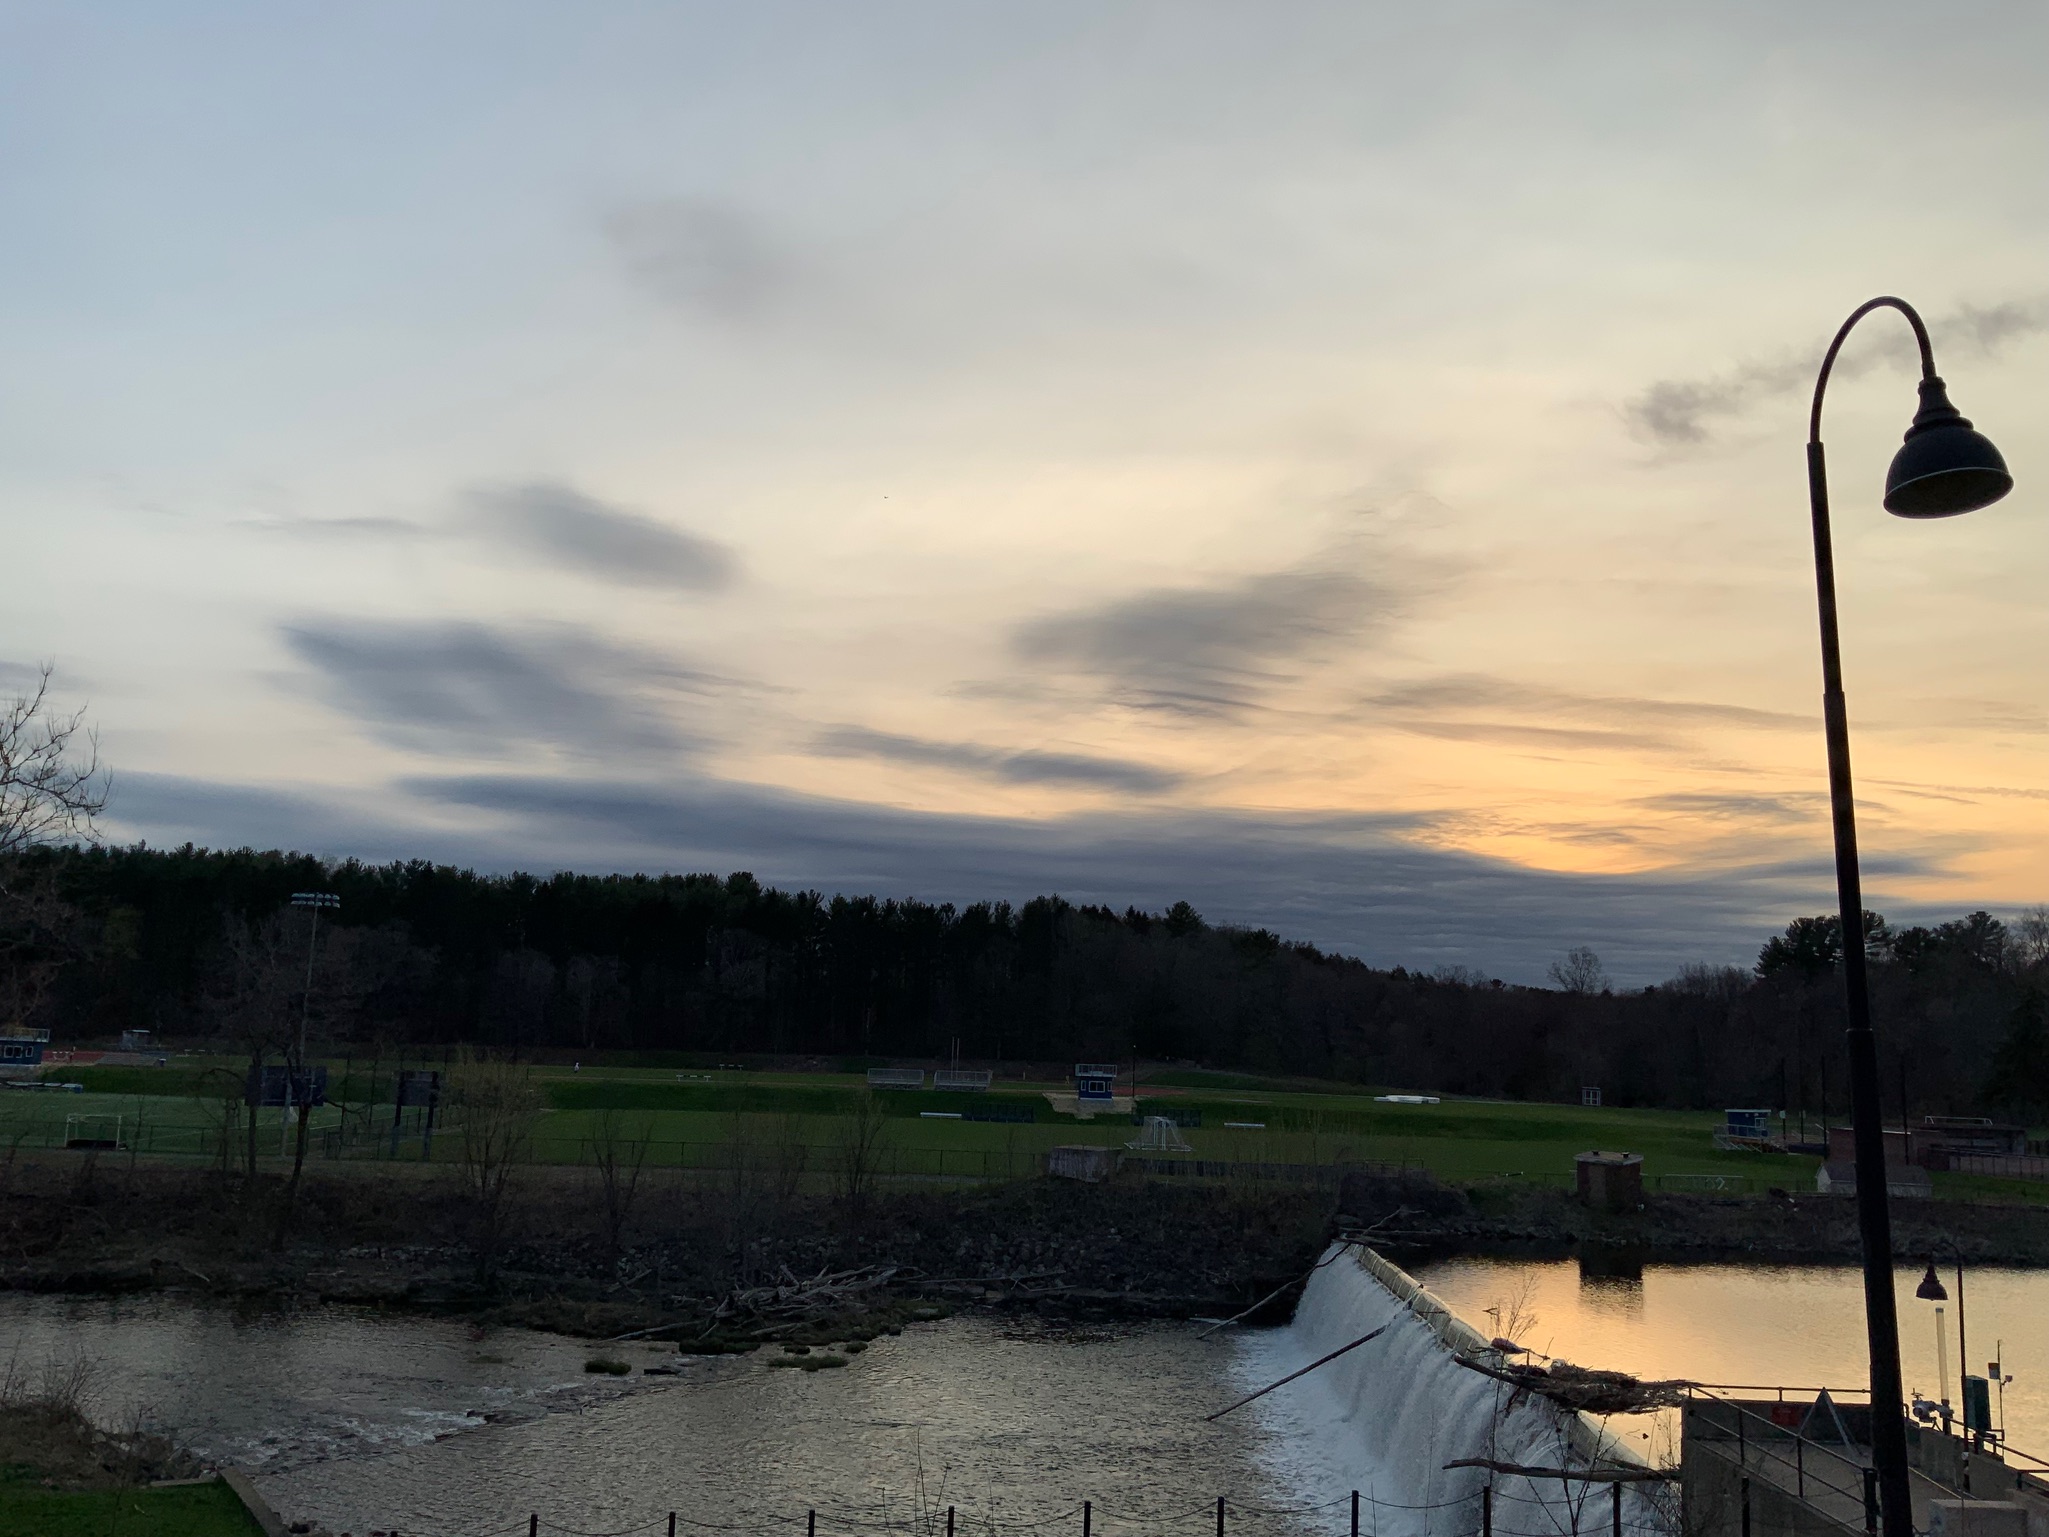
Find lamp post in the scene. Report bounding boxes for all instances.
[1804,296,2012,1537]
[1909,1262,1958,1434]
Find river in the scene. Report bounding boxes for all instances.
[4,1257,2047,1536]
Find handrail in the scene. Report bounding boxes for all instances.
[1687,1387,1977,1510]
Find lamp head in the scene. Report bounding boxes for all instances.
[1885,376,2013,518]
[1916,1262,1949,1302]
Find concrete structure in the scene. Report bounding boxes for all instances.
[1575,1149,1644,1211]
[1817,1159,1933,1198]
[1044,1145,1116,1182]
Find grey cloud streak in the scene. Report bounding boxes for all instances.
[813,725,1182,793]
[1365,673,1808,752]
[101,766,1952,986]
[284,618,730,760]
[1626,297,2049,446]
[1012,567,1394,717]
[605,198,794,323]
[470,482,736,593]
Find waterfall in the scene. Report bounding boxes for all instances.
[1229,1244,1672,1537]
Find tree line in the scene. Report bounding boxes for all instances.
[6,840,2048,1121]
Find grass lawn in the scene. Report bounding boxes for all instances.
[0,1473,262,1537]
[11,1054,2030,1200]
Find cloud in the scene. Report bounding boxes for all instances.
[1364,673,1808,752]
[1625,296,2049,446]
[1011,567,1394,717]
[469,482,736,593]
[813,725,1182,793]
[604,198,793,322]
[234,516,432,540]
[282,618,727,760]
[104,765,1937,985]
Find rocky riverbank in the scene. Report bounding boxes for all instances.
[8,1159,2049,1345]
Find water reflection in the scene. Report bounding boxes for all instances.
[1415,1257,2049,1459]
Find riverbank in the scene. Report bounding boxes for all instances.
[1338,1173,2049,1265]
[0,1158,1333,1338]
[10,1159,2049,1343]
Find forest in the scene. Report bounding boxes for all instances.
[5,841,2048,1122]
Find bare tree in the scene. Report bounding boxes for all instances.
[2013,906,2049,973]
[0,666,107,1039]
[0,665,107,857]
[1549,945,1610,995]
[589,1106,654,1266]
[450,1051,540,1282]
[831,1091,894,1214]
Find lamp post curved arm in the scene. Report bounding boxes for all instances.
[1803,297,2011,1537]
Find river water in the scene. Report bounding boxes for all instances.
[4,1258,2047,1536]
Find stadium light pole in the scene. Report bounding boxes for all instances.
[288,892,340,1144]
[1804,296,2012,1537]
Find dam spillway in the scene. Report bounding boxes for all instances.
[1233,1243,1671,1537]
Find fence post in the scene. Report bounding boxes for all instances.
[1482,1487,1491,1537]
[1083,1500,1091,1537]
[1863,1468,1879,1536]
[1610,1480,1621,1537]
[808,1511,816,1537]
[948,1508,955,1537]
[1796,1434,1804,1498]
[1740,1476,1751,1537]
[1217,1496,1225,1537]
[669,1515,676,1537]
[529,1515,539,1537]
[1737,1408,1747,1468]
[1352,1489,1360,1537]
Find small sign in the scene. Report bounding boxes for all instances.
[396,1069,441,1108]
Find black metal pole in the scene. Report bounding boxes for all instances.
[1805,295,1939,1537]
[1353,1489,1361,1537]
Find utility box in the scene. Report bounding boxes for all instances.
[1575,1150,1643,1212]
[1929,1503,2027,1537]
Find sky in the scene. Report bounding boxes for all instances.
[3,1,2047,983]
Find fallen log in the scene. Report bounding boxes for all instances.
[1204,1323,1390,1421]
[1443,1459,1676,1483]
[1451,1353,1694,1414]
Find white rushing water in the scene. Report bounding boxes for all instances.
[1231,1245,1672,1537]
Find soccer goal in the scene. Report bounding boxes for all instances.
[1125,1115,1193,1154]
[64,1114,124,1150]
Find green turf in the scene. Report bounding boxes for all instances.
[0,1053,2003,1200]
[0,1472,263,1536]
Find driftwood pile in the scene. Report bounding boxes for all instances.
[1454,1354,1694,1415]
[695,1263,905,1339]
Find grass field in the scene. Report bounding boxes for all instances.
[0,1473,261,1537]
[6,1056,2042,1202]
